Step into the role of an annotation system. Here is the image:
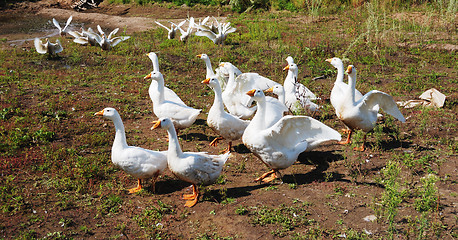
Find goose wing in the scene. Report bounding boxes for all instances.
[155,21,171,31]
[52,18,61,32]
[62,16,73,32]
[359,90,406,122]
[34,38,47,54]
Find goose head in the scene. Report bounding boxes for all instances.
[94,107,118,120]
[196,54,208,60]
[202,77,219,89]
[286,56,294,65]
[346,65,356,76]
[144,71,163,81]
[151,117,174,130]
[265,85,285,97]
[325,57,344,69]
[246,89,265,102]
[283,62,298,75]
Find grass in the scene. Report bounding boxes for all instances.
[0,1,457,239]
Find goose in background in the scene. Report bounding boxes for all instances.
[242,89,341,183]
[95,25,130,50]
[145,52,186,105]
[283,57,320,113]
[95,108,167,193]
[221,62,280,119]
[152,118,230,207]
[177,17,194,42]
[146,71,201,131]
[196,54,242,91]
[336,65,405,151]
[155,20,185,39]
[68,27,98,46]
[195,18,236,45]
[34,38,63,55]
[52,16,73,36]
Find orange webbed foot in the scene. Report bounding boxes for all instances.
[254,170,276,183]
[184,197,198,207]
[128,179,143,193]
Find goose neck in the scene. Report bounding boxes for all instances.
[347,73,356,103]
[112,115,128,149]
[155,76,166,103]
[166,126,183,158]
[251,98,267,129]
[204,58,214,78]
[211,85,225,112]
[336,65,345,84]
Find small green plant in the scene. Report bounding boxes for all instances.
[374,159,407,239]
[250,203,312,237]
[96,194,123,217]
[414,174,439,213]
[235,205,249,215]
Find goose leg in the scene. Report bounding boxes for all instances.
[338,129,353,145]
[223,141,233,153]
[151,172,160,193]
[128,179,143,193]
[210,137,224,147]
[254,169,277,183]
[183,184,199,207]
[354,134,367,151]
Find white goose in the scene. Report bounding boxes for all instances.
[283,57,319,113]
[151,118,230,207]
[95,25,130,50]
[242,89,341,183]
[177,17,194,42]
[337,65,406,151]
[325,57,363,110]
[95,108,167,193]
[195,19,236,45]
[266,84,320,114]
[52,16,73,36]
[145,52,185,105]
[34,38,63,55]
[202,77,249,152]
[147,71,201,131]
[155,20,185,40]
[221,62,280,119]
[68,27,98,46]
[196,54,242,91]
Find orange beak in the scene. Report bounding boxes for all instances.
[283,65,290,71]
[151,120,161,130]
[219,63,225,67]
[144,73,152,79]
[265,87,274,93]
[246,89,256,97]
[196,54,202,58]
[94,109,104,116]
[325,58,332,63]
[202,78,210,84]
[345,65,353,74]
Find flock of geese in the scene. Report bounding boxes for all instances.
[94,50,406,207]
[34,15,131,55]
[34,15,234,56]
[31,15,406,208]
[155,16,237,44]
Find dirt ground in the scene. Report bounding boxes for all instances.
[0,1,457,239]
